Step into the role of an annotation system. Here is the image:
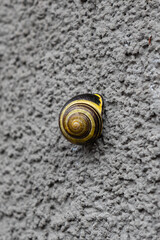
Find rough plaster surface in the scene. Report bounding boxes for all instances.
[0,0,160,239]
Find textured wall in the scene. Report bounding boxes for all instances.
[0,0,160,239]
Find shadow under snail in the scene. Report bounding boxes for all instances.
[59,93,104,145]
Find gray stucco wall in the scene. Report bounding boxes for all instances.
[0,0,160,239]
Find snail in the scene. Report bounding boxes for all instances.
[59,93,103,145]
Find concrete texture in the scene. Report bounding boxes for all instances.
[0,0,160,239]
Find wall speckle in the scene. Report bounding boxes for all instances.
[0,0,160,239]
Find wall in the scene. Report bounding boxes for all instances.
[0,0,160,239]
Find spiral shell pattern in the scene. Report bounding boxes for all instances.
[59,94,103,145]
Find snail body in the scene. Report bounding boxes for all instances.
[59,93,103,145]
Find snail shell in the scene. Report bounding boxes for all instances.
[59,93,103,145]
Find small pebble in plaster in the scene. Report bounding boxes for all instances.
[149,36,152,45]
